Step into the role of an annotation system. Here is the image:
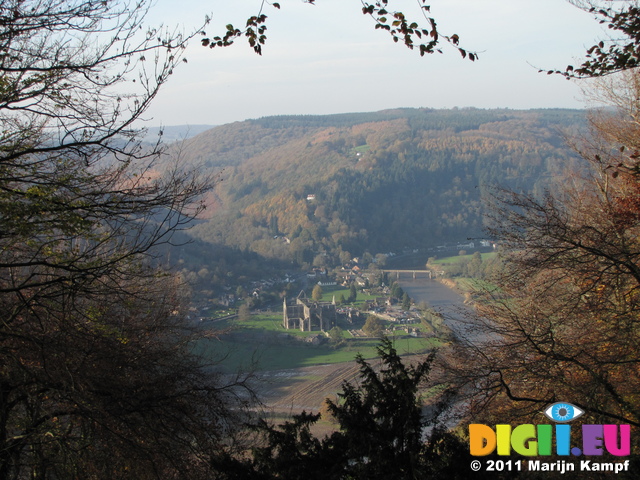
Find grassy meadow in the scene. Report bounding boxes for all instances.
[197,312,442,373]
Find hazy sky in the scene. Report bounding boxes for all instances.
[142,0,608,127]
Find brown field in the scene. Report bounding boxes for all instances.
[253,352,429,414]
[255,362,362,414]
[250,361,363,437]
[246,352,439,437]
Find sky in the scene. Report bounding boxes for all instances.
[142,0,609,127]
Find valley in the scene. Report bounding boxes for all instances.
[167,107,586,306]
[163,108,586,425]
[197,267,472,422]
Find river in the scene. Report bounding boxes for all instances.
[396,276,477,340]
[397,277,464,314]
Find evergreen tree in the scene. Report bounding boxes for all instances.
[348,283,357,303]
[402,292,412,310]
[246,339,470,479]
[325,340,435,479]
[391,282,404,299]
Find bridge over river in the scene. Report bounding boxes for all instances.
[382,269,432,280]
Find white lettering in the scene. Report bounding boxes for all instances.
[580,460,630,473]
[528,460,573,474]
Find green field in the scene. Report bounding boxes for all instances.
[350,144,371,154]
[196,313,442,372]
[455,277,498,293]
[430,251,498,265]
[314,285,377,305]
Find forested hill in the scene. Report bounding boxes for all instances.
[177,108,585,267]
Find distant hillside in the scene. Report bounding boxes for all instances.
[142,124,216,143]
[175,108,586,269]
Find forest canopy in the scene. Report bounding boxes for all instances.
[175,108,585,271]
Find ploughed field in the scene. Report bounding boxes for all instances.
[256,362,362,413]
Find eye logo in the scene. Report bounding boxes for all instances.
[470,402,630,457]
[544,402,584,423]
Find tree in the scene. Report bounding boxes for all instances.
[0,1,211,297]
[348,283,357,303]
[375,253,388,268]
[1,268,255,479]
[311,283,323,302]
[402,291,412,310]
[200,0,640,80]
[0,2,252,477]
[391,281,404,299]
[199,0,640,85]
[324,340,440,479]
[246,339,469,479]
[467,251,483,278]
[201,1,477,60]
[245,412,335,480]
[556,1,640,77]
[312,253,328,268]
[363,314,384,338]
[447,71,640,429]
[328,326,345,348]
[238,303,252,322]
[339,249,352,265]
